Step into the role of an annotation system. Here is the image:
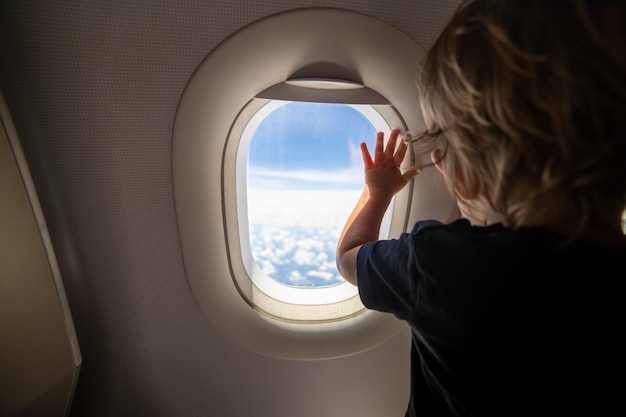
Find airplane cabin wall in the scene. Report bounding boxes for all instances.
[0,1,460,416]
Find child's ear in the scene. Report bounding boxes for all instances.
[431,148,445,172]
[430,149,478,200]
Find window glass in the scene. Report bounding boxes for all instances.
[247,102,378,288]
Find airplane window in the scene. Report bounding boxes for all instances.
[173,6,432,356]
[246,101,385,289]
[232,99,396,311]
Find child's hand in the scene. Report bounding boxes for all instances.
[361,129,420,201]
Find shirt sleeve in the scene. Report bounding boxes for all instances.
[356,219,445,321]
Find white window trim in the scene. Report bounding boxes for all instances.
[223,99,407,322]
[172,8,455,359]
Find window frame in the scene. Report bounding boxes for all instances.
[171,7,456,359]
[223,97,413,323]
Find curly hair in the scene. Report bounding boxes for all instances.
[414,0,626,236]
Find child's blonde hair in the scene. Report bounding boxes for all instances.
[415,0,626,236]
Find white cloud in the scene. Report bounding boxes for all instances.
[248,189,361,225]
[288,270,306,284]
[260,260,276,276]
[293,249,316,266]
[307,270,335,281]
[319,260,336,271]
[247,189,367,287]
[296,238,325,252]
[348,139,364,171]
[248,167,364,189]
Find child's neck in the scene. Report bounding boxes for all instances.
[458,199,504,227]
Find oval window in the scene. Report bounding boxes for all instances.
[171,7,449,358]
[223,98,408,322]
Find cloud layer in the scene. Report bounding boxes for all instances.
[248,189,361,286]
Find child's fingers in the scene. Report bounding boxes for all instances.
[360,142,373,169]
[374,131,385,156]
[394,140,408,165]
[401,167,421,183]
[385,129,399,159]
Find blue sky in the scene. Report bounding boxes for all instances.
[248,102,377,191]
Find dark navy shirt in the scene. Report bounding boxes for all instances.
[357,219,623,417]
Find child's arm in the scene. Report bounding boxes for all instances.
[336,129,419,285]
